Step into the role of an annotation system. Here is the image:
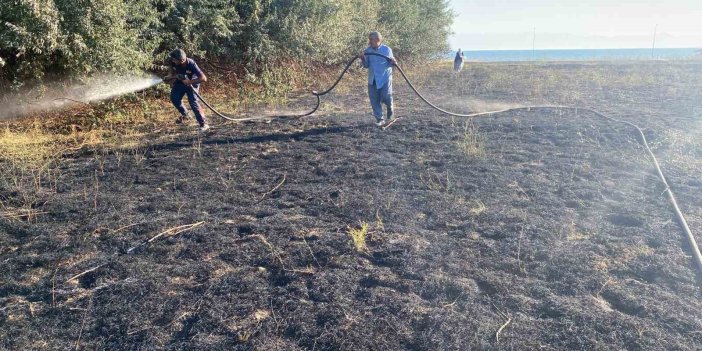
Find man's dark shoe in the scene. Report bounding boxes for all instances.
[175,113,190,124]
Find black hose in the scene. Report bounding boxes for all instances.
[190,87,319,122]
[367,54,702,275]
[188,53,373,122]
[365,52,481,117]
[185,56,365,122]
[188,55,702,276]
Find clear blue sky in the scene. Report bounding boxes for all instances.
[449,0,702,50]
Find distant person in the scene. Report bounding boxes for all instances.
[359,31,397,127]
[164,49,209,131]
[454,49,465,71]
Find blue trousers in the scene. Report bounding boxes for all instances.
[368,79,393,121]
[170,83,207,126]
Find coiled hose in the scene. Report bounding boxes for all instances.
[188,55,376,122]
[192,53,702,276]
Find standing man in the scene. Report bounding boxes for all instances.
[454,48,465,72]
[359,32,397,127]
[164,49,209,131]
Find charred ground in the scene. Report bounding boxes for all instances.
[2,61,702,350]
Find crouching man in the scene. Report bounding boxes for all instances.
[164,49,209,131]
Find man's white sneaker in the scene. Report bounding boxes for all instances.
[198,124,210,132]
[376,119,386,127]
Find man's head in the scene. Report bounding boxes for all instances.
[368,32,382,49]
[169,49,187,66]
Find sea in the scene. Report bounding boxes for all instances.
[449,48,701,62]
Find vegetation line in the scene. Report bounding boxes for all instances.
[2,2,453,90]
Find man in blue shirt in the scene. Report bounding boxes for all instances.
[164,49,209,131]
[359,32,397,127]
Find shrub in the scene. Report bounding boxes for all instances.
[1,0,454,89]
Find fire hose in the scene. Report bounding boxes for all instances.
[180,54,702,276]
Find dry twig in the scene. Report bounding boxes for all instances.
[65,264,106,284]
[237,234,314,275]
[74,296,93,350]
[111,217,166,233]
[495,317,512,343]
[260,173,286,200]
[301,235,321,267]
[52,266,59,307]
[126,221,205,253]
[441,293,464,308]
[597,277,614,296]
[0,209,49,221]
[516,224,527,274]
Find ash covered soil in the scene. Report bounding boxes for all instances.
[2,61,702,350]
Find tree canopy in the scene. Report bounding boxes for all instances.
[1,0,453,88]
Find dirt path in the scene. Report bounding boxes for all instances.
[2,61,702,350]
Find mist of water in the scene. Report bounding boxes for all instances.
[0,74,163,120]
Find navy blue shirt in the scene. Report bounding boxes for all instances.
[171,58,204,88]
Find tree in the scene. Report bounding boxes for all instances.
[1,0,455,87]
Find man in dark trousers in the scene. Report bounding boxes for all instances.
[164,49,209,131]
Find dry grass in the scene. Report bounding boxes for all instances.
[0,62,352,170]
[416,60,699,108]
[456,119,486,158]
[0,126,58,165]
[348,221,370,252]
[469,200,487,215]
[0,125,67,219]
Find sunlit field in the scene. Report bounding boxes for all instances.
[2,60,702,349]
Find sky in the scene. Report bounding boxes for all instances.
[448,0,702,50]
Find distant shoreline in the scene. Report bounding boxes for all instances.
[448,47,701,62]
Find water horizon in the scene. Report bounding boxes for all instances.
[448,47,701,62]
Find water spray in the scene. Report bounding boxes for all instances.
[0,74,164,120]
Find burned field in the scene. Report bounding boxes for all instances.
[2,61,702,349]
